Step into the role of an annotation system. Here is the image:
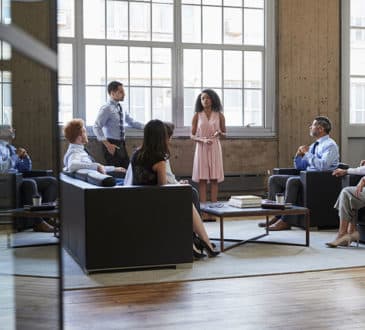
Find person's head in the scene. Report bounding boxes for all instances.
[64,119,88,144]
[164,122,175,140]
[107,81,125,102]
[194,89,222,113]
[138,119,169,163]
[0,124,15,142]
[309,116,332,138]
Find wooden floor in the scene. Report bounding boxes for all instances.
[63,267,365,329]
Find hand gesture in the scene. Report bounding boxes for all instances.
[355,176,365,197]
[97,164,106,174]
[296,145,307,157]
[16,147,28,159]
[360,160,365,166]
[332,168,347,177]
[203,137,213,145]
[115,167,126,173]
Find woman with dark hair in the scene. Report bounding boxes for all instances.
[131,119,219,258]
[191,89,226,214]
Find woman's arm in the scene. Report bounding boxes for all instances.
[152,160,167,185]
[218,112,226,137]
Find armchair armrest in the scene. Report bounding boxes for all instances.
[22,170,53,178]
[272,168,300,175]
[342,174,363,188]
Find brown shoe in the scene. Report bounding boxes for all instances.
[258,216,280,228]
[268,219,291,231]
[33,220,54,233]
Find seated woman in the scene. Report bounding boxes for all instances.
[130,119,219,259]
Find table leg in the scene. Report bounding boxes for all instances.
[306,211,310,246]
[220,216,224,252]
[266,215,269,235]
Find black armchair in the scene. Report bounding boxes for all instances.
[272,168,342,228]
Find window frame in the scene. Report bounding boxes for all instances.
[58,0,276,138]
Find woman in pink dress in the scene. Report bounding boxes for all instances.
[191,89,226,208]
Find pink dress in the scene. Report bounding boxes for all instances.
[192,111,224,183]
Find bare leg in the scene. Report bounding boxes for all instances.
[192,204,215,250]
[210,180,218,202]
[347,222,357,234]
[199,180,207,202]
[337,218,350,238]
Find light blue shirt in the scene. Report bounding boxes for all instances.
[294,135,339,171]
[93,99,144,141]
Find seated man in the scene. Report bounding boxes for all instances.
[0,125,57,232]
[261,116,339,231]
[63,118,126,175]
[326,162,365,247]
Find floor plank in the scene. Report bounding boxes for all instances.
[63,267,365,329]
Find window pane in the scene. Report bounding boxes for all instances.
[152,88,172,121]
[184,49,201,87]
[2,70,10,84]
[182,0,201,4]
[244,8,264,45]
[85,45,106,85]
[86,86,107,126]
[107,46,128,83]
[203,0,221,5]
[182,5,201,43]
[203,6,222,44]
[1,41,11,60]
[84,0,105,39]
[350,30,365,75]
[224,0,242,7]
[184,88,201,126]
[152,4,173,41]
[244,89,262,126]
[351,0,365,27]
[350,78,365,124]
[244,51,262,88]
[224,51,242,87]
[129,87,151,123]
[244,0,264,8]
[130,47,151,85]
[58,43,72,84]
[224,89,242,126]
[224,8,242,44]
[107,0,128,40]
[1,0,11,24]
[203,50,222,87]
[57,0,74,37]
[130,2,150,40]
[2,83,11,125]
[58,85,73,125]
[152,48,171,86]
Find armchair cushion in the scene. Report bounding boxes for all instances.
[63,170,116,187]
[273,168,300,175]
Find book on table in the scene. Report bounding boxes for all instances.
[228,195,262,208]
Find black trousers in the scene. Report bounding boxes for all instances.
[102,138,129,169]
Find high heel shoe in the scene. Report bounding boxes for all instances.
[350,231,360,247]
[199,239,220,257]
[326,234,351,248]
[193,244,206,260]
[193,232,216,252]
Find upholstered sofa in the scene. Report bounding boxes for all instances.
[60,174,193,273]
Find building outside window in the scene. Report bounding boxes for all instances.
[57,0,275,136]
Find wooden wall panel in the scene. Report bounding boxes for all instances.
[278,0,340,166]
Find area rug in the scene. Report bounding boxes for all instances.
[3,220,365,288]
[63,220,365,290]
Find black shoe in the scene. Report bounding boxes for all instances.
[199,240,220,257]
[193,245,207,259]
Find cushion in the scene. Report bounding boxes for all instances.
[63,169,116,187]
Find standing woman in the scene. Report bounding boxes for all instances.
[191,89,226,207]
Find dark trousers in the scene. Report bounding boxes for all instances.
[17,176,58,229]
[102,138,129,169]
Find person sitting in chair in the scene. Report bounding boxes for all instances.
[0,125,57,232]
[259,116,339,231]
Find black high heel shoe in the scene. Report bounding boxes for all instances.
[193,232,216,252]
[199,240,220,257]
[193,244,206,259]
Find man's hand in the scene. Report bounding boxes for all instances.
[296,145,308,157]
[16,147,28,159]
[332,168,347,177]
[103,141,117,155]
[355,176,365,197]
[96,164,106,174]
[360,160,365,166]
[115,167,126,173]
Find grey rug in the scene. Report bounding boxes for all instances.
[2,220,365,289]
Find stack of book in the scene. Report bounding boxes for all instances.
[228,195,262,208]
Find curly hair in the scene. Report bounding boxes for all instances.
[64,118,84,143]
[194,89,222,113]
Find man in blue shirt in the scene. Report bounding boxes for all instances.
[261,116,339,231]
[93,81,144,169]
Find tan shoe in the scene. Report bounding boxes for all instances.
[33,220,54,233]
[268,219,291,231]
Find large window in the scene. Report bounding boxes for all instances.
[57,0,275,136]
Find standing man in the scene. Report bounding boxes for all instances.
[93,81,144,169]
[260,116,339,231]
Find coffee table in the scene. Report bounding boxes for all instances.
[200,202,310,251]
